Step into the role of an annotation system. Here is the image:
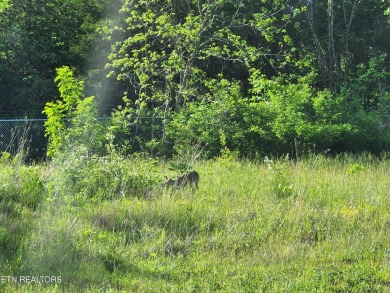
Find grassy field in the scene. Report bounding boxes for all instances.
[0,152,389,292]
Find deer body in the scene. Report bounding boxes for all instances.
[165,171,199,190]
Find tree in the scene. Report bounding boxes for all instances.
[0,0,109,116]
[299,0,390,91]
[43,66,104,157]
[104,0,301,112]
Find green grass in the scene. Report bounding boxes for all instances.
[0,153,389,292]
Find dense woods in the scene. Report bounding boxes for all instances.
[1,0,389,157]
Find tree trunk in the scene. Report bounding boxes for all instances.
[327,0,338,91]
[306,0,327,87]
[342,0,360,84]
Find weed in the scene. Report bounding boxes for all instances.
[1,154,389,292]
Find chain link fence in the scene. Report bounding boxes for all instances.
[0,116,165,162]
[0,118,47,162]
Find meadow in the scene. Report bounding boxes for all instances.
[0,151,389,292]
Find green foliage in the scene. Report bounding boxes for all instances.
[49,150,161,202]
[0,0,9,12]
[80,0,390,157]
[43,66,105,157]
[166,78,269,157]
[251,71,356,153]
[344,54,390,112]
[1,0,390,158]
[168,73,364,157]
[0,0,109,115]
[107,99,165,155]
[347,163,366,175]
[104,0,294,115]
[327,55,390,153]
[294,0,390,91]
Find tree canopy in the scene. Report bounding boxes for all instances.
[0,0,389,156]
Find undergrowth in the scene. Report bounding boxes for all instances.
[0,152,389,292]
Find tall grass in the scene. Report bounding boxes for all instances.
[0,152,45,275]
[1,152,389,292]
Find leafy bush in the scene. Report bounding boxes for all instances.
[166,78,272,158]
[167,75,360,158]
[43,66,106,157]
[49,149,161,202]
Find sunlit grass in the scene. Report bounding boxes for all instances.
[1,153,389,292]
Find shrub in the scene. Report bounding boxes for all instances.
[43,66,106,158]
[49,150,161,202]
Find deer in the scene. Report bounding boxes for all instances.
[165,171,199,190]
